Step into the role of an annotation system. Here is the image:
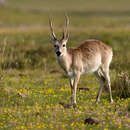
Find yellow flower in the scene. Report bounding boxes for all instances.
[71,122,74,127]
[104,128,109,130]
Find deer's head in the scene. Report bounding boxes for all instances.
[49,15,69,57]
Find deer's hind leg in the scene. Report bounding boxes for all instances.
[95,69,106,103]
[101,63,113,103]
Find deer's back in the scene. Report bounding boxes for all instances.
[68,40,112,73]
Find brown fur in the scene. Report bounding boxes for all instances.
[66,40,112,74]
[68,40,112,65]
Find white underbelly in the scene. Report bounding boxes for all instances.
[81,61,101,74]
[82,64,101,75]
[66,57,101,77]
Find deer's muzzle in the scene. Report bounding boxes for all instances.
[56,51,61,56]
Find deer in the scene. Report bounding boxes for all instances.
[49,16,113,108]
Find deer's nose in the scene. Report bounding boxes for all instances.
[56,51,61,56]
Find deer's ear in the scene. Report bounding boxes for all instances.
[49,34,57,43]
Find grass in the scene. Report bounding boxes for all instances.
[0,31,129,129]
[112,71,130,98]
[0,0,130,129]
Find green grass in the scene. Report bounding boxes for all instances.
[0,0,130,129]
[0,31,129,129]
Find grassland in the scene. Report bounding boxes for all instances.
[0,0,130,129]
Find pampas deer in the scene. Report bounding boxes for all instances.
[49,16,113,108]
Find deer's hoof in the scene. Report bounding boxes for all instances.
[95,100,99,104]
[72,103,77,108]
[110,99,114,103]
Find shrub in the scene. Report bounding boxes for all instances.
[112,72,130,98]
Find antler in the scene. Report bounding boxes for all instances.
[49,17,57,40]
[63,14,69,40]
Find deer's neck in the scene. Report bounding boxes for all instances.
[57,49,73,74]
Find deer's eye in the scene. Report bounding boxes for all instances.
[54,45,57,48]
[63,44,65,47]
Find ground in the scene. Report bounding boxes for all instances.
[0,0,129,129]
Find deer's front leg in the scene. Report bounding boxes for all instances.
[71,71,80,107]
[70,77,74,93]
